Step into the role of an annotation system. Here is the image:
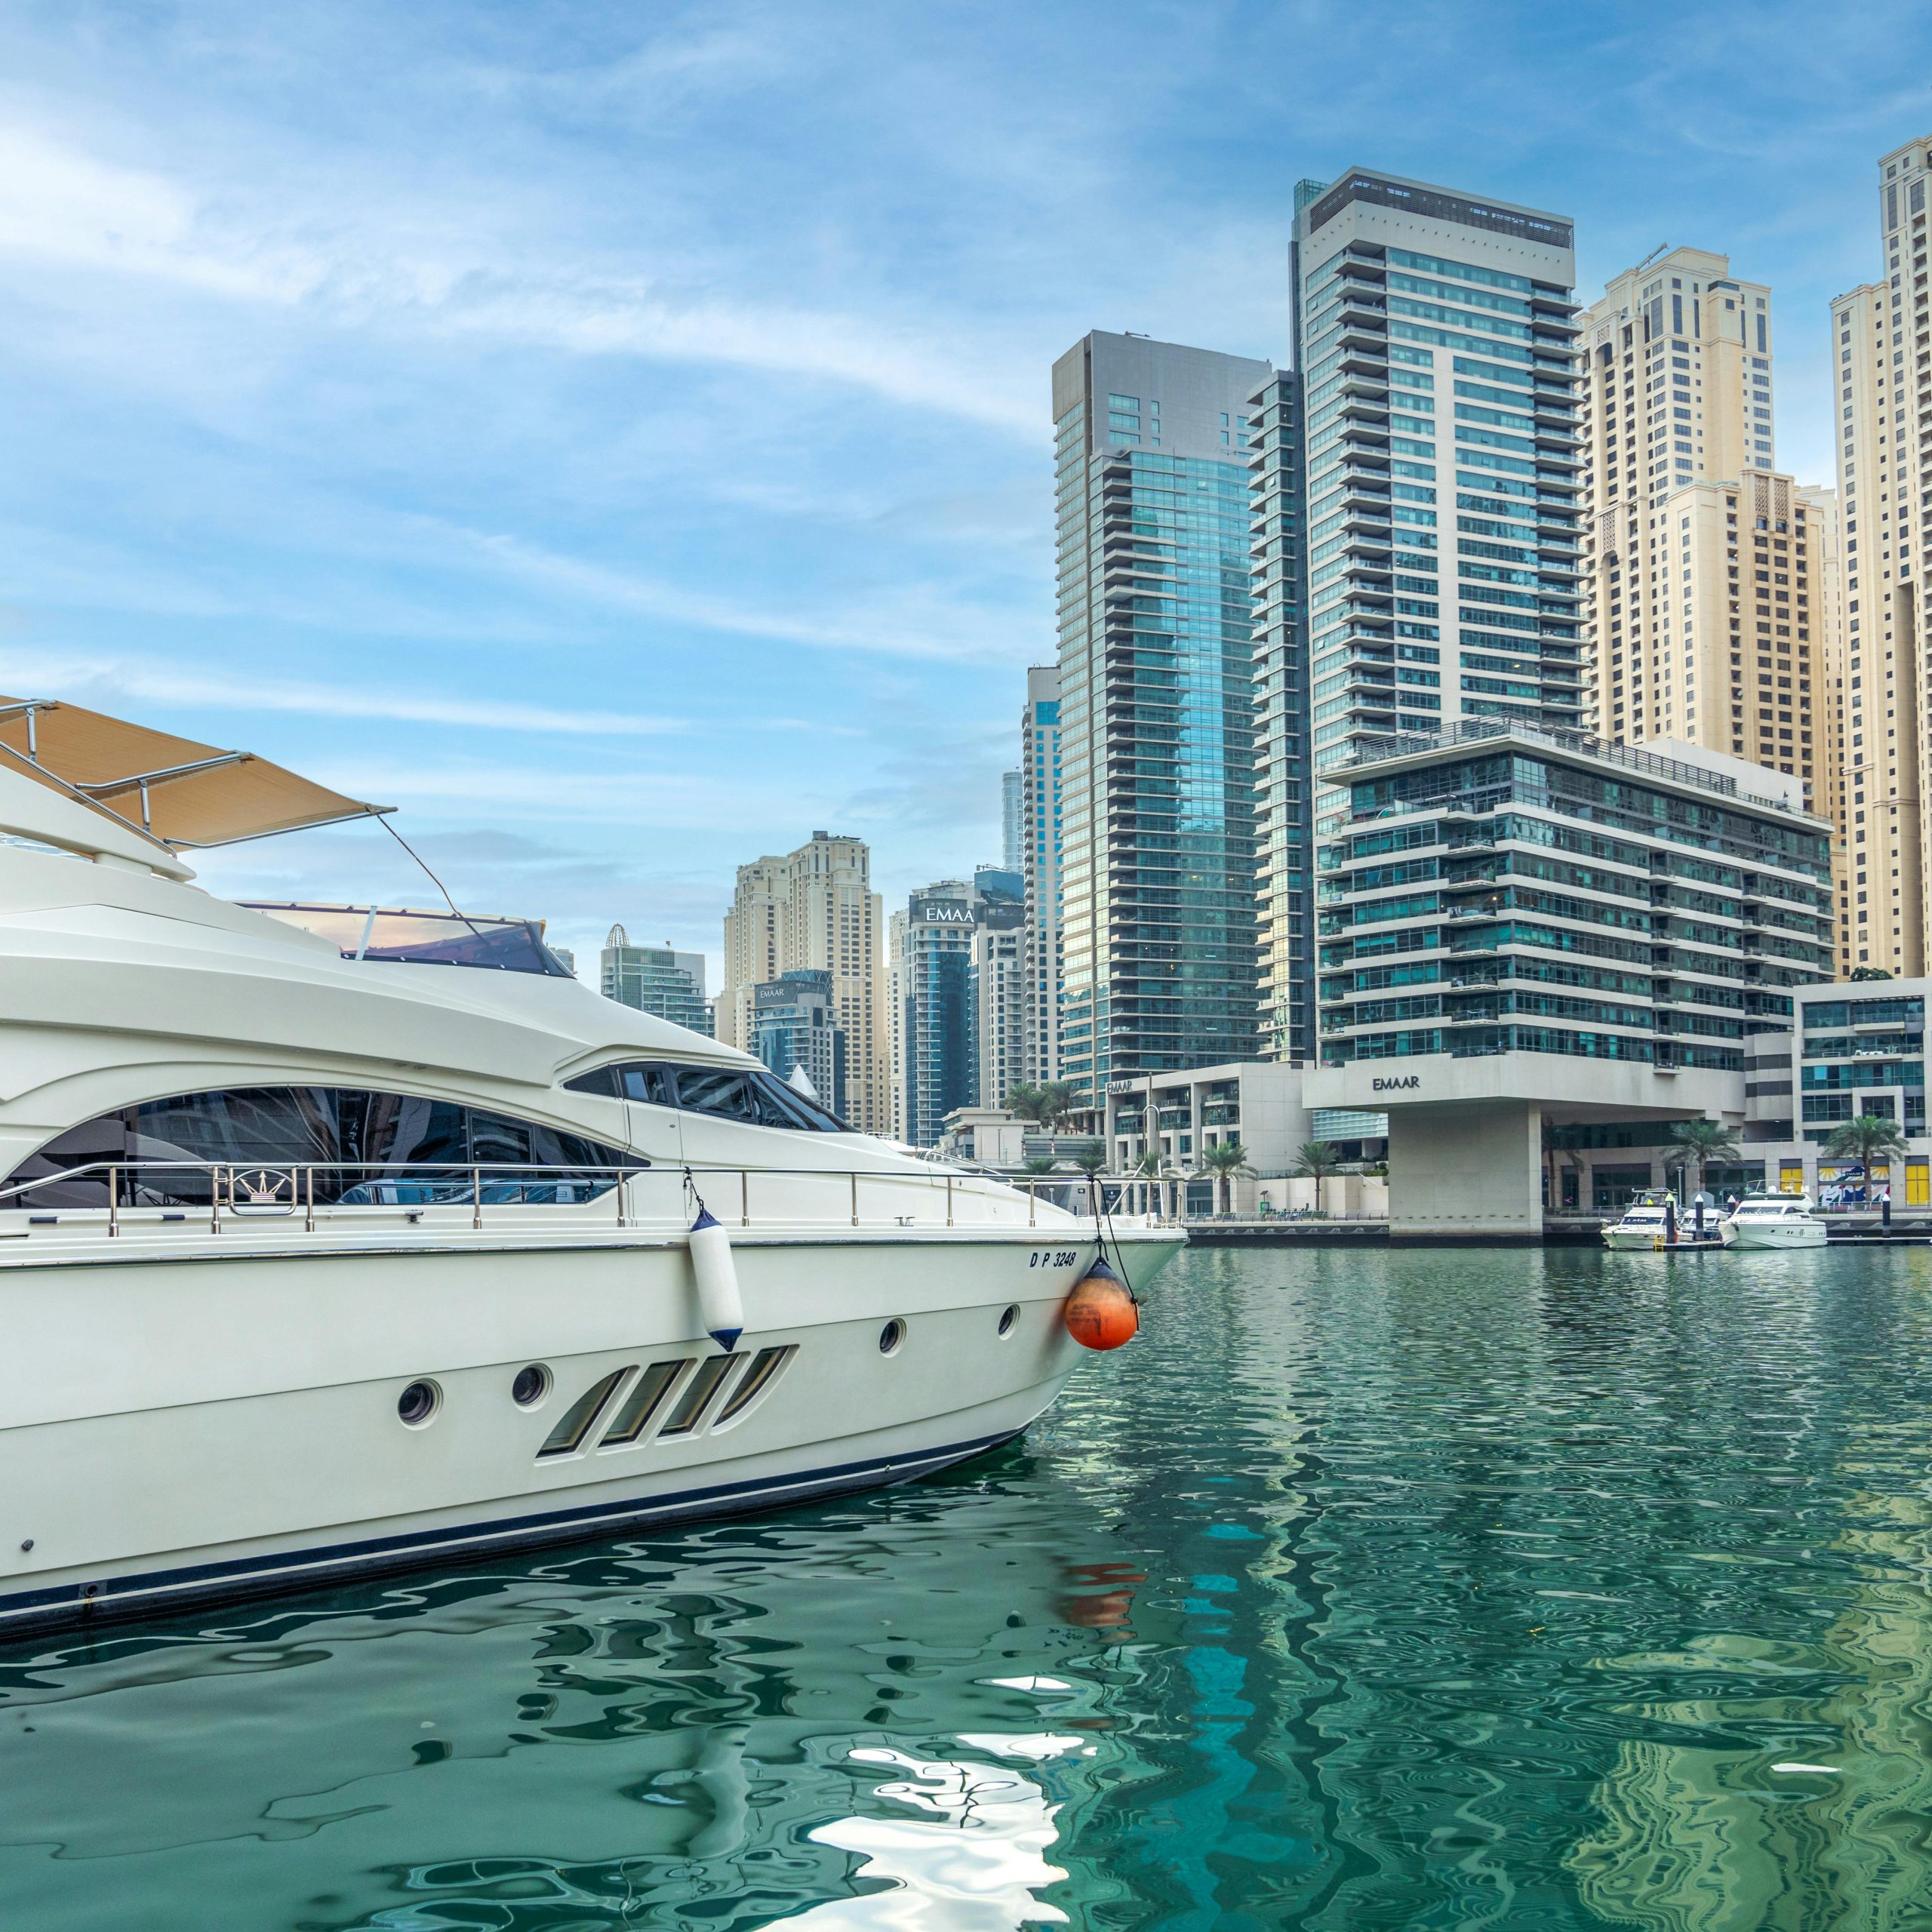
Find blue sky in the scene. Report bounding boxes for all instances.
[3,0,1928,977]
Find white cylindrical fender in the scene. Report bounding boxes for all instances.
[688,1208,744,1352]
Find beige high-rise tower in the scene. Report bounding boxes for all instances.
[1831,134,1932,977]
[1579,247,1776,742]
[716,832,886,1133]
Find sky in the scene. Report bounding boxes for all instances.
[4,0,1930,980]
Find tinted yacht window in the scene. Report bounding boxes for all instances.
[562,1063,675,1106]
[563,1060,850,1131]
[675,1068,762,1123]
[622,1066,675,1107]
[3,1088,641,1211]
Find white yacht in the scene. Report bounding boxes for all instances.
[0,697,1183,1639]
[1601,1190,1682,1250]
[1720,1191,1829,1250]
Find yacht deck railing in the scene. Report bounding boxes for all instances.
[0,1159,1098,1238]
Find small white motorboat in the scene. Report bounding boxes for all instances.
[1719,1192,1828,1250]
[1602,1190,1678,1250]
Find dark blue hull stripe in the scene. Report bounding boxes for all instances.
[0,1427,1019,1634]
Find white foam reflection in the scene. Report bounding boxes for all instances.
[784,1734,1084,1929]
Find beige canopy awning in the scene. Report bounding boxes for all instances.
[0,697,391,850]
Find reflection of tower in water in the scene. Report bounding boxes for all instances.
[1567,1461,1932,1925]
[0,1465,1147,1931]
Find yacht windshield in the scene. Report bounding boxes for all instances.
[245,903,573,977]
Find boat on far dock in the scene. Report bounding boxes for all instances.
[1601,1190,1722,1251]
[1720,1192,1828,1249]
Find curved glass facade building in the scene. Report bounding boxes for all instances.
[1051,331,1270,1113]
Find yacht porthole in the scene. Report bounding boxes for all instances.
[512,1364,551,1408]
[998,1304,1019,1337]
[397,1380,441,1427]
[878,1320,905,1356]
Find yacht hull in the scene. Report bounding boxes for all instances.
[1601,1227,1666,1250]
[0,1226,1182,1639]
[1719,1223,1828,1249]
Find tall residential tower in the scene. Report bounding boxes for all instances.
[1051,331,1270,1115]
[1247,368,1311,1063]
[1291,171,1584,842]
[716,832,886,1134]
[1832,134,1932,977]
[1020,663,1063,1084]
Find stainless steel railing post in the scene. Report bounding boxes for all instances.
[108,1165,118,1238]
[850,1171,859,1228]
[946,1174,954,1228]
[304,1166,315,1234]
[472,1166,482,1231]
[740,1168,749,1228]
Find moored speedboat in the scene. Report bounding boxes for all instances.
[1719,1191,1828,1249]
[1602,1190,1676,1249]
[0,695,1183,1638]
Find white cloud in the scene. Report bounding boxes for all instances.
[446,525,1029,665]
[0,122,1036,432]
[0,651,682,737]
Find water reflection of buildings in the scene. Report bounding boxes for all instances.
[1567,1414,1932,1925]
[0,1473,1151,1930]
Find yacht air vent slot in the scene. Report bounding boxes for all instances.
[713,1346,794,1426]
[657,1355,739,1437]
[598,1359,690,1446]
[537,1367,633,1458]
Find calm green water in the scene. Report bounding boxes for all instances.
[8,1245,1932,1930]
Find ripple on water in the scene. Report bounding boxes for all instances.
[4,1245,1932,1928]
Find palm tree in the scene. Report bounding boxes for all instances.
[1003,1083,1049,1126]
[1824,1112,1907,1188]
[1199,1140,1255,1217]
[1666,1118,1741,1205]
[1019,1155,1057,1175]
[1293,1140,1340,1183]
[1131,1148,1165,1217]
[1069,1139,1107,1182]
[1037,1080,1081,1131]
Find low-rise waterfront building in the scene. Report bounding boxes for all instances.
[1100,1060,1312,1189]
[1303,718,1837,1236]
[1543,976,1930,1211]
[934,1107,1102,1173]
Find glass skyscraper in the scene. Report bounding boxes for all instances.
[1051,331,1271,1114]
[1290,171,1583,840]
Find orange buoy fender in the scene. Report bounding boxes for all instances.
[1063,1258,1139,1351]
